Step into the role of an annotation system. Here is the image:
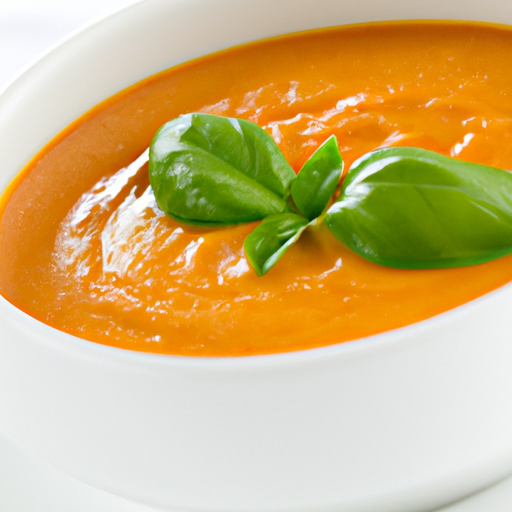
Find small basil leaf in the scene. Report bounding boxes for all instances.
[149,113,296,227]
[244,213,309,276]
[291,135,343,220]
[325,147,512,268]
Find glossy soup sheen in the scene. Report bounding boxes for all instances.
[2,21,512,356]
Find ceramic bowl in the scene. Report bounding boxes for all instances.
[2,0,512,511]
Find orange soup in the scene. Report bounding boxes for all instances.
[2,21,512,356]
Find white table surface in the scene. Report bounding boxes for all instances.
[1,1,512,510]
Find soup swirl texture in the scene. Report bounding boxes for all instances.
[2,21,512,355]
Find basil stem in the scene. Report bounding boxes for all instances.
[244,137,344,275]
[243,213,310,276]
[290,135,343,221]
[325,147,512,268]
[149,113,296,227]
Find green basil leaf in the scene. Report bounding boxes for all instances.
[291,135,343,220]
[325,147,512,268]
[149,113,296,227]
[244,213,310,276]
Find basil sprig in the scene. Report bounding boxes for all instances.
[149,113,343,274]
[149,113,512,276]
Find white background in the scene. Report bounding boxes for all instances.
[0,0,137,92]
[1,0,512,510]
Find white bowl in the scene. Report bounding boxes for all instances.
[2,1,512,511]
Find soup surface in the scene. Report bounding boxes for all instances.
[2,21,512,356]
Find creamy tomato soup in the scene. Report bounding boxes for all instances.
[2,21,512,356]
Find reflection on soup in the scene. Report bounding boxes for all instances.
[2,21,512,356]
